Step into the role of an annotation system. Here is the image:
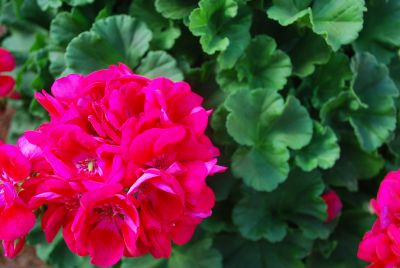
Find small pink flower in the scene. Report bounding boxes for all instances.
[0,48,16,98]
[322,190,342,222]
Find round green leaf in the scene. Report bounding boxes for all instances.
[66,15,152,74]
[264,96,313,150]
[295,122,340,171]
[323,138,384,191]
[130,0,181,50]
[215,232,313,268]
[189,0,238,55]
[225,88,284,146]
[137,51,183,81]
[233,169,329,242]
[289,30,331,77]
[236,35,292,91]
[155,0,198,19]
[169,239,223,268]
[50,10,91,47]
[349,53,399,152]
[267,0,311,26]
[354,0,400,63]
[310,0,365,51]
[232,146,290,192]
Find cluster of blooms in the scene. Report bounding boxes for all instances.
[358,171,400,267]
[0,63,225,267]
[0,48,17,99]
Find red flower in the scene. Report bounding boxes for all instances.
[0,48,16,98]
[322,190,342,222]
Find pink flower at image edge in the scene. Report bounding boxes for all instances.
[0,48,16,98]
[358,170,400,267]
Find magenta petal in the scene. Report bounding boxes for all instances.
[0,75,15,97]
[0,48,16,72]
[120,222,138,256]
[172,220,197,245]
[51,74,83,101]
[88,222,124,267]
[0,202,36,241]
[42,205,66,243]
[154,127,186,154]
[80,183,122,209]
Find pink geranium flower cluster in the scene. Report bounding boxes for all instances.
[0,64,225,267]
[358,171,400,267]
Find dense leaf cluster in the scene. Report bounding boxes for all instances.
[1,0,399,267]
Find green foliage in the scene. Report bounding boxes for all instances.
[1,0,399,267]
[226,88,312,191]
[120,238,222,268]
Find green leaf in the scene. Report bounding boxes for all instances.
[130,0,181,50]
[389,55,400,90]
[354,0,400,63]
[288,30,331,77]
[295,122,340,171]
[233,169,329,242]
[64,0,95,6]
[216,68,246,93]
[210,105,235,146]
[121,254,167,268]
[225,88,284,146]
[137,51,183,81]
[236,35,292,90]
[216,231,313,268]
[232,146,289,192]
[201,199,236,233]
[310,0,365,50]
[49,50,66,78]
[169,239,223,268]
[307,209,375,268]
[115,239,223,268]
[189,0,238,54]
[310,53,352,108]
[323,139,384,191]
[349,53,399,151]
[66,15,152,74]
[50,10,91,47]
[155,0,198,19]
[217,6,252,69]
[267,0,311,26]
[226,88,313,149]
[226,88,312,191]
[37,0,62,11]
[264,95,313,150]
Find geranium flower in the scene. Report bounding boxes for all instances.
[0,64,225,267]
[322,190,343,222]
[0,48,15,98]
